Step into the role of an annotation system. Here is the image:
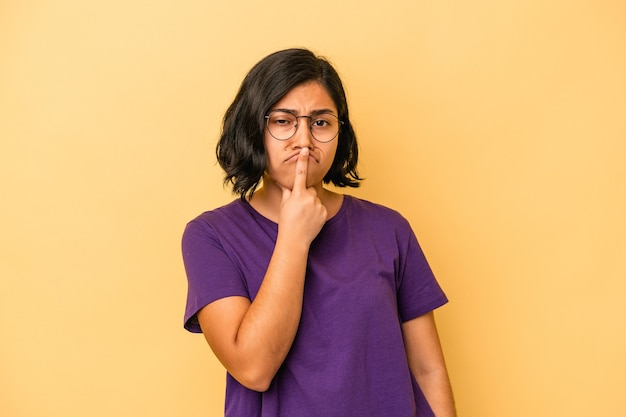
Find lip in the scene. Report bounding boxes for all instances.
[284,151,319,163]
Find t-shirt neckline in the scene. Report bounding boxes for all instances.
[239,194,351,229]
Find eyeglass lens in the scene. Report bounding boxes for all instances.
[266,111,340,143]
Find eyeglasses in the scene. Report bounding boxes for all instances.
[264,110,343,143]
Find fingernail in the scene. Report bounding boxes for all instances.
[300,148,309,156]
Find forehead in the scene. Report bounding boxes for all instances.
[271,82,337,113]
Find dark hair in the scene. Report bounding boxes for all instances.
[216,48,361,199]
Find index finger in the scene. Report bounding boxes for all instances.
[292,148,309,191]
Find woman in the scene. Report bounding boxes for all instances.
[182,48,456,417]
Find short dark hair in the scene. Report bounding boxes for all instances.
[216,48,361,199]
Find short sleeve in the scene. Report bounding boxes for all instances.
[181,217,249,333]
[396,221,448,322]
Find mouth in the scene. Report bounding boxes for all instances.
[284,151,319,163]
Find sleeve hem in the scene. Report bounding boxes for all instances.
[400,296,449,323]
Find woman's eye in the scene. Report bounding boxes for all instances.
[313,119,330,127]
[273,117,294,125]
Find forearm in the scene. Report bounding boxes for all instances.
[402,313,456,417]
[230,235,309,390]
[415,369,456,417]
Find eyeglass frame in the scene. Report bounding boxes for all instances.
[264,109,344,143]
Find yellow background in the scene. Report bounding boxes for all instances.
[1,0,625,416]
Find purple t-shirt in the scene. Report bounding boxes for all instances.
[182,195,448,417]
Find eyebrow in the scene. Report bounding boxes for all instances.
[271,108,338,117]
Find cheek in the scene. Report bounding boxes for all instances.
[262,139,280,167]
[322,144,339,169]
[264,150,283,174]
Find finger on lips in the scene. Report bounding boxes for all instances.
[293,148,309,189]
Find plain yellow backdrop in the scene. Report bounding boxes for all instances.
[1,0,625,416]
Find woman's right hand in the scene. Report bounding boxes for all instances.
[278,147,327,248]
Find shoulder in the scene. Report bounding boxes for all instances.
[183,199,254,242]
[343,195,410,228]
[185,199,251,230]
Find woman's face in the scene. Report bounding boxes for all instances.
[263,81,339,191]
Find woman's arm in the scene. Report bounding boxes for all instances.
[196,149,326,392]
[196,237,306,392]
[402,312,457,417]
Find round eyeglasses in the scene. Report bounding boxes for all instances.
[264,110,343,143]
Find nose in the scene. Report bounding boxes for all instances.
[292,116,314,149]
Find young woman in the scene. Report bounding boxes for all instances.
[182,48,456,417]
